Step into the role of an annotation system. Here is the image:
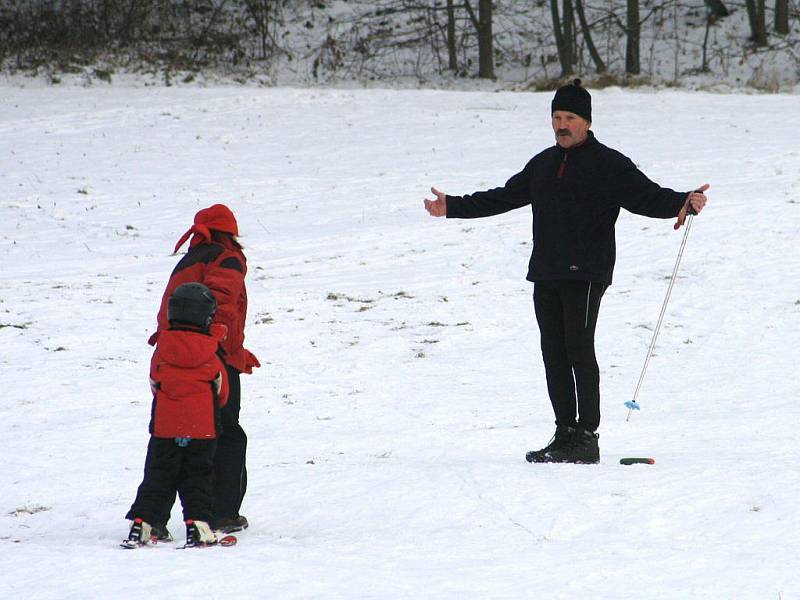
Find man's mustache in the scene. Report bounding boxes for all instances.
[557,129,571,136]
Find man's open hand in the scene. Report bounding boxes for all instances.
[424,187,447,217]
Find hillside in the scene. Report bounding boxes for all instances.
[2,0,800,90]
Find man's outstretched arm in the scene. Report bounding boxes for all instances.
[424,162,534,219]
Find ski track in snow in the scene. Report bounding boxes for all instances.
[1,86,798,599]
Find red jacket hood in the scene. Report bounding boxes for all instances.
[156,329,222,369]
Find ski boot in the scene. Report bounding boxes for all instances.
[184,520,217,548]
[120,518,153,549]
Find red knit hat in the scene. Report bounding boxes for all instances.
[173,204,239,254]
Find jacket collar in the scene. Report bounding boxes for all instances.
[557,129,597,156]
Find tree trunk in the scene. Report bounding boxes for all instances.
[704,0,729,18]
[563,0,575,71]
[745,0,758,37]
[745,0,768,45]
[701,6,712,71]
[756,0,767,43]
[464,0,494,78]
[245,0,271,60]
[477,0,494,79]
[550,0,574,77]
[575,0,605,73]
[446,0,458,71]
[626,0,640,75]
[774,0,789,35]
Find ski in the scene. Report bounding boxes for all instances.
[176,534,237,550]
[121,532,236,550]
[119,536,170,549]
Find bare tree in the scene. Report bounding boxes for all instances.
[626,0,640,75]
[551,0,576,77]
[774,0,790,34]
[464,0,494,79]
[745,0,768,45]
[574,0,605,73]
[244,0,277,60]
[701,3,713,72]
[446,0,458,72]
[477,0,494,78]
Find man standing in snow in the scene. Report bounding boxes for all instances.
[424,79,708,464]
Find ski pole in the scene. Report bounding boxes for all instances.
[625,204,697,421]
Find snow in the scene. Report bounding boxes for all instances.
[1,85,799,599]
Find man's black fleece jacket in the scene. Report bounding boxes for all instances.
[445,131,689,286]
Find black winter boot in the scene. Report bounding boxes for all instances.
[526,426,575,463]
[211,515,249,534]
[151,522,173,542]
[541,428,600,464]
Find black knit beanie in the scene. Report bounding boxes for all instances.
[551,78,592,122]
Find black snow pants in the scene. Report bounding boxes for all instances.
[211,365,248,520]
[132,365,247,527]
[126,437,216,525]
[533,279,606,432]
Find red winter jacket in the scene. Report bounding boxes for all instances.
[150,327,229,439]
[148,235,259,374]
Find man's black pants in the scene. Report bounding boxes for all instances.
[211,365,248,520]
[533,280,606,432]
[126,437,216,525]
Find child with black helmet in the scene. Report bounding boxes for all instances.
[122,282,229,548]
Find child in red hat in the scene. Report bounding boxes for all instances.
[137,204,260,540]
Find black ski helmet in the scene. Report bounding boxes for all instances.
[167,282,217,328]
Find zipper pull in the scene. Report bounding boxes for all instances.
[557,152,567,178]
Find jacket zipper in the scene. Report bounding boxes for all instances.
[557,151,567,178]
[585,282,592,328]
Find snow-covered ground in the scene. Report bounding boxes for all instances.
[1,86,798,599]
